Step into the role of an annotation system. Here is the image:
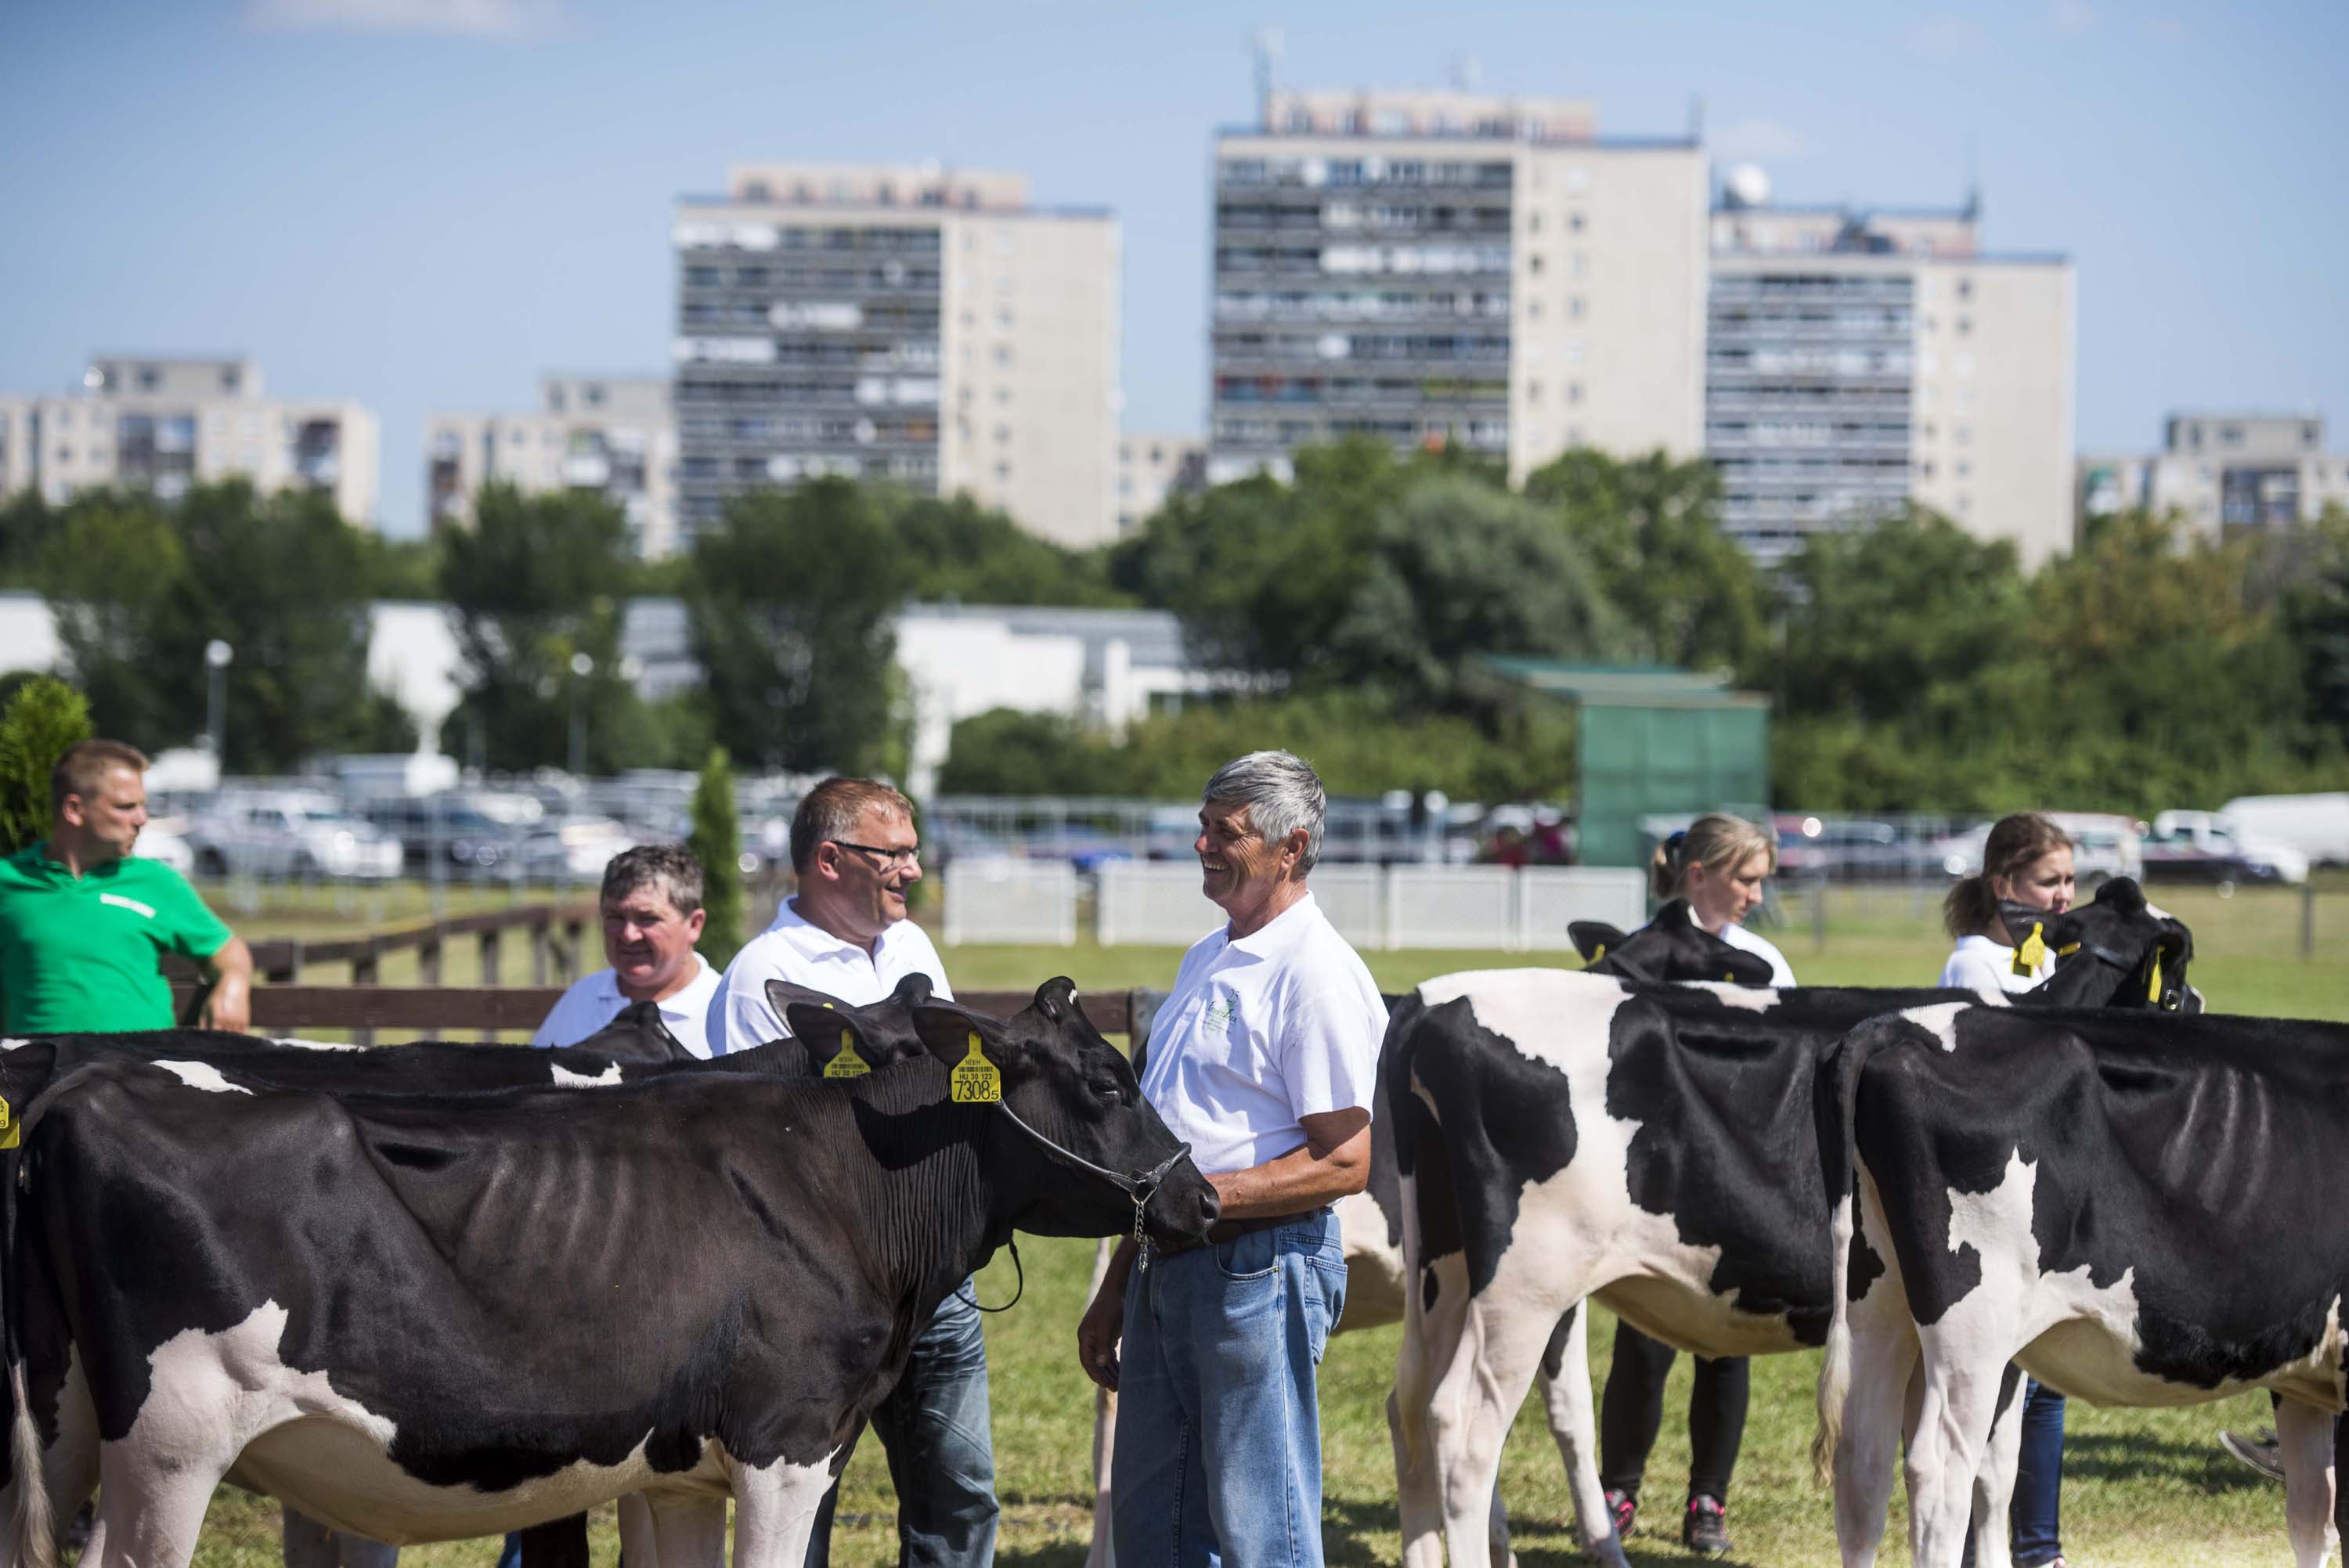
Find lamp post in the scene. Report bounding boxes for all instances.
[204,640,234,767]
[567,651,595,779]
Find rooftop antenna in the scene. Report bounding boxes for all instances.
[1251,27,1284,129]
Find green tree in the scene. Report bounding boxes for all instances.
[685,481,911,774]
[439,485,649,773]
[1527,447,1770,672]
[0,678,92,855]
[689,747,745,968]
[892,493,1135,607]
[35,493,188,749]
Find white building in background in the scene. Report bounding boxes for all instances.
[1707,171,2075,566]
[1208,88,1709,487]
[424,374,681,557]
[0,355,380,525]
[672,163,1121,551]
[2080,413,2349,537]
[1115,433,1206,533]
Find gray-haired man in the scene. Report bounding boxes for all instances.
[1079,750,1386,1568]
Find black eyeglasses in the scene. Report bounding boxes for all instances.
[833,841,922,870]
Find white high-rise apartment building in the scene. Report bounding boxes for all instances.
[1115,433,1205,534]
[425,375,680,556]
[2080,413,2349,536]
[1208,88,1709,486]
[1707,177,2075,566]
[671,164,1120,550]
[0,356,380,525]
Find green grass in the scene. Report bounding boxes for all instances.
[171,880,2347,1566]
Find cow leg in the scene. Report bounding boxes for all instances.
[1083,1235,1117,1568]
[728,1453,838,1568]
[616,1496,659,1568]
[1830,1270,1919,1568]
[1904,1325,2014,1568]
[1966,1366,2026,1568]
[2275,1397,2336,1568]
[1532,1307,1627,1568]
[1392,1248,1467,1568]
[1425,1296,1556,1568]
[85,1441,222,1568]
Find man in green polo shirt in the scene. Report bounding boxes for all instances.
[0,738,252,1033]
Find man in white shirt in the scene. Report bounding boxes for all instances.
[531,843,721,1059]
[1078,751,1384,1568]
[705,777,990,1568]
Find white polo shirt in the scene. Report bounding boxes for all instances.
[1698,907,1799,986]
[530,955,722,1058]
[1138,891,1386,1176]
[704,897,954,1054]
[1939,933,2050,997]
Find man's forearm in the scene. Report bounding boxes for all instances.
[1210,1129,1370,1219]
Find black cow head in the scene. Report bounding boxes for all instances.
[571,1000,695,1064]
[2015,877,2199,1012]
[911,977,1217,1248]
[777,975,947,1079]
[1571,899,1778,986]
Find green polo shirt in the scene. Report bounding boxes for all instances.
[0,843,233,1033]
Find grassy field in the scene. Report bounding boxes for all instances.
[170,879,2347,1566]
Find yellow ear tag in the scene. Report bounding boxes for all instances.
[2013,922,2047,976]
[2056,942,2081,957]
[950,1032,1001,1104]
[2148,953,2163,1004]
[823,1026,870,1080]
[1589,943,1606,968]
[0,1098,16,1152]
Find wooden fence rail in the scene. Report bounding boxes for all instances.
[167,986,1136,1041]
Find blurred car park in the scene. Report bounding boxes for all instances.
[189,791,402,880]
[2142,809,2308,886]
[1929,811,2143,889]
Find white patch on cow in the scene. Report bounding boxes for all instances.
[1414,969,1628,1069]
[549,1062,624,1089]
[0,1037,27,1051]
[1900,1001,1973,1052]
[150,1060,253,1095]
[1674,979,1780,1012]
[120,1299,738,1544]
[2146,899,2174,922]
[270,1037,366,1052]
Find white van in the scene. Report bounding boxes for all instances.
[2218,794,2349,867]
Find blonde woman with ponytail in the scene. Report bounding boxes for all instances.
[1936,812,2075,1568]
[1599,813,1789,1557]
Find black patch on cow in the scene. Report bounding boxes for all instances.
[1857,1005,2349,1393]
[1994,1362,2022,1421]
[1422,1267,1441,1314]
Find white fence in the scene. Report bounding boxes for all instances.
[953,860,1646,950]
[941,858,1079,946]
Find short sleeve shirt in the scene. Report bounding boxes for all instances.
[530,955,721,1058]
[1712,913,1799,986]
[1137,892,1387,1176]
[1939,933,2050,997]
[704,899,954,1054]
[0,844,233,1033]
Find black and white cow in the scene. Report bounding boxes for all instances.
[1385,878,2194,1568]
[1080,910,1778,1568]
[2,979,1213,1568]
[1814,1000,2349,1568]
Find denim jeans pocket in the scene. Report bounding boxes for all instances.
[1214,1224,1280,1281]
[1304,1256,1348,1363]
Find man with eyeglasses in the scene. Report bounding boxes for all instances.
[705,775,992,1568]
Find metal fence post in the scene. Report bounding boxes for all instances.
[2304,881,2318,960]
[1812,875,1830,953]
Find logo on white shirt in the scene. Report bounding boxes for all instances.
[1200,997,1234,1036]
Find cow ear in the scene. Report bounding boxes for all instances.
[2093,875,2147,915]
[1032,977,1081,1025]
[789,1007,878,1079]
[1569,921,1626,964]
[2037,907,2087,957]
[767,980,851,1021]
[912,1004,1010,1076]
[1720,947,1777,986]
[782,999,846,1044]
[892,972,935,1007]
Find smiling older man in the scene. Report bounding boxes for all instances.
[532,842,719,1058]
[1079,750,1386,1568]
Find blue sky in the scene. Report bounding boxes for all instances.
[3,0,2342,536]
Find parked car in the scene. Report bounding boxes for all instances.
[2142,809,2308,886]
[133,816,196,876]
[1773,817,1926,881]
[188,791,403,880]
[360,795,530,876]
[519,816,638,881]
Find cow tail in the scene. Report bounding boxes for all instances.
[6,1150,55,1568]
[1810,1022,1878,1490]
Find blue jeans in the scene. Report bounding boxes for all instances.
[804,1278,998,1568]
[1111,1209,1346,1568]
[2011,1380,2066,1566]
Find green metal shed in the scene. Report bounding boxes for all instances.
[1482,658,1773,870]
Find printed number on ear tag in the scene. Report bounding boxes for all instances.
[0,1098,16,1151]
[951,1033,1001,1104]
[824,1026,870,1080]
[2013,921,2048,976]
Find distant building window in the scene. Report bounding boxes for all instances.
[994,461,1011,480]
[219,366,240,393]
[993,346,1012,366]
[1956,277,1973,301]
[137,366,160,391]
[585,384,604,407]
[743,180,770,200]
[2221,424,2244,447]
[1568,211,1586,233]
